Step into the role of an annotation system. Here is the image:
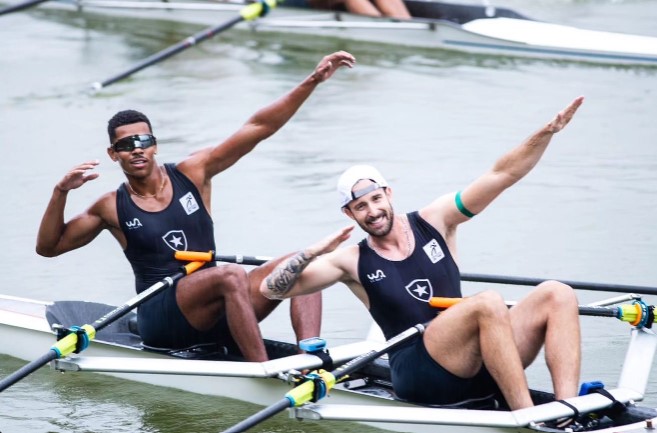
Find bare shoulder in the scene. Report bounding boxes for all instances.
[89,190,119,228]
[176,147,213,185]
[418,192,455,233]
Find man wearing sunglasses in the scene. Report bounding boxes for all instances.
[36,51,356,362]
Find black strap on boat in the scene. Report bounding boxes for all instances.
[312,349,334,371]
[556,399,580,420]
[593,388,626,416]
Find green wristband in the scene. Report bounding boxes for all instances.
[455,191,476,218]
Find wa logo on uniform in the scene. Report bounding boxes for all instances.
[162,230,188,251]
[366,269,386,282]
[180,191,200,215]
[405,279,433,302]
[125,218,143,230]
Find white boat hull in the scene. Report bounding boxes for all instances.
[5,0,657,66]
[1,294,656,433]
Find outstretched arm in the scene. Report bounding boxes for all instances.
[421,96,584,232]
[260,226,355,300]
[36,160,108,257]
[180,51,356,183]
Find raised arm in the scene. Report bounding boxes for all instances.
[36,161,109,257]
[179,51,356,184]
[421,96,584,232]
[260,226,355,300]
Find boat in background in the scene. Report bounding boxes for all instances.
[0,293,656,433]
[2,0,657,66]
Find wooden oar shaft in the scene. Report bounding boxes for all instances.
[461,272,657,295]
[0,0,49,16]
[0,261,204,393]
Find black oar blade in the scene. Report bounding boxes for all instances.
[223,398,290,433]
[0,350,56,392]
[0,0,49,16]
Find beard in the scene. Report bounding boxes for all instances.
[358,204,395,238]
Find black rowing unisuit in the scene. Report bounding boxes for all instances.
[116,163,218,348]
[357,211,462,340]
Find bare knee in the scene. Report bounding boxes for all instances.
[536,280,578,309]
[211,264,249,296]
[470,290,509,322]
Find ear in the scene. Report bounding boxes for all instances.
[384,186,393,202]
[107,147,118,161]
[342,206,356,221]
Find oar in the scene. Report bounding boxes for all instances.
[90,0,277,91]
[0,0,49,16]
[429,297,655,329]
[0,260,204,392]
[459,273,657,296]
[221,322,427,433]
[174,250,657,296]
[175,250,273,266]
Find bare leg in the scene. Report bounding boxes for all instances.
[176,264,267,362]
[344,0,382,16]
[510,281,581,399]
[290,292,322,343]
[424,290,533,409]
[247,254,323,343]
[373,0,411,18]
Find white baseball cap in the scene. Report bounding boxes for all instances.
[337,165,388,208]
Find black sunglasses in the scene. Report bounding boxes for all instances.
[112,134,157,152]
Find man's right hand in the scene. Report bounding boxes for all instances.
[56,160,100,192]
[310,51,356,83]
[307,225,354,257]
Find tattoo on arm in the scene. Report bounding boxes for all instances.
[265,250,313,299]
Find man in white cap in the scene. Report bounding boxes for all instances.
[260,97,584,410]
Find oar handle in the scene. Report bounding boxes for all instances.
[174,251,273,266]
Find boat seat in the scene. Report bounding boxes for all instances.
[46,300,142,348]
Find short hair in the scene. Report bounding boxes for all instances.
[107,110,153,144]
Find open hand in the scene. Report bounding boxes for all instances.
[307,225,354,257]
[56,160,100,192]
[546,96,584,133]
[311,51,356,83]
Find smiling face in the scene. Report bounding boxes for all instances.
[107,121,157,179]
[343,179,395,237]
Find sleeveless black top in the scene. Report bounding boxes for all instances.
[116,163,216,293]
[357,211,462,340]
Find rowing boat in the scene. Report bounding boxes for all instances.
[1,292,656,433]
[3,0,657,66]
